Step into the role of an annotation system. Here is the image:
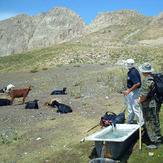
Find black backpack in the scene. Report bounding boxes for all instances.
[100,111,125,127]
[152,73,163,104]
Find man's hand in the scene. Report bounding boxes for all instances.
[137,95,147,104]
[123,90,129,95]
[137,99,141,104]
[123,83,140,96]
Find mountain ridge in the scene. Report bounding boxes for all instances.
[0,7,162,56]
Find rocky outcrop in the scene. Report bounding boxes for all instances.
[136,12,163,41]
[0,7,86,56]
[150,12,163,26]
[84,9,153,34]
[0,14,38,56]
[27,7,86,50]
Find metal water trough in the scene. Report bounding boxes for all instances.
[83,124,139,159]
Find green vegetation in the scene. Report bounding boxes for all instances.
[103,67,127,94]
[70,77,82,99]
[127,106,163,163]
[30,67,39,73]
[0,43,162,73]
[42,67,48,71]
[0,129,19,145]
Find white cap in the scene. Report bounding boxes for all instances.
[125,59,135,69]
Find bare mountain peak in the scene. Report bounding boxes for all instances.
[85,9,153,34]
[50,6,74,12]
[0,6,86,56]
[96,9,147,19]
[158,12,163,17]
[150,12,163,26]
[11,13,30,20]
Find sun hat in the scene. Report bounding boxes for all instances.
[125,59,135,69]
[139,62,154,73]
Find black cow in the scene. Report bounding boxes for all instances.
[51,100,72,114]
[25,100,39,109]
[51,87,67,95]
[0,99,11,106]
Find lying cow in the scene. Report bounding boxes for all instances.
[25,100,39,109]
[0,99,11,106]
[51,100,72,114]
[50,87,67,95]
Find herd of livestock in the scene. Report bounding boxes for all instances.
[0,84,72,114]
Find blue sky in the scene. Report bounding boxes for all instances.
[0,0,162,24]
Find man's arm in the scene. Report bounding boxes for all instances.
[123,82,140,95]
[137,94,147,104]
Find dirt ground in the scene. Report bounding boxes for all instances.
[0,64,127,163]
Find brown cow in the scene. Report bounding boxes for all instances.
[9,85,33,105]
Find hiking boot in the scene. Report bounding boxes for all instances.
[146,143,162,150]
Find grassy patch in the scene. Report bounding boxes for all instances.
[0,43,162,73]
[0,130,19,145]
[30,67,39,73]
[101,67,127,94]
[127,105,163,163]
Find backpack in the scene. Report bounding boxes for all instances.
[100,111,125,127]
[152,73,163,104]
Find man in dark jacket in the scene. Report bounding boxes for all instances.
[123,59,144,126]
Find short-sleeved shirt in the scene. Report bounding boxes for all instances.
[127,67,141,89]
[139,74,155,108]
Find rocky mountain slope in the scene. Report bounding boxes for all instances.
[76,10,163,46]
[84,9,153,34]
[0,7,163,57]
[0,7,86,56]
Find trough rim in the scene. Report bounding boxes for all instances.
[84,124,139,142]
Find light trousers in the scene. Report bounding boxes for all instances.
[127,89,144,126]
